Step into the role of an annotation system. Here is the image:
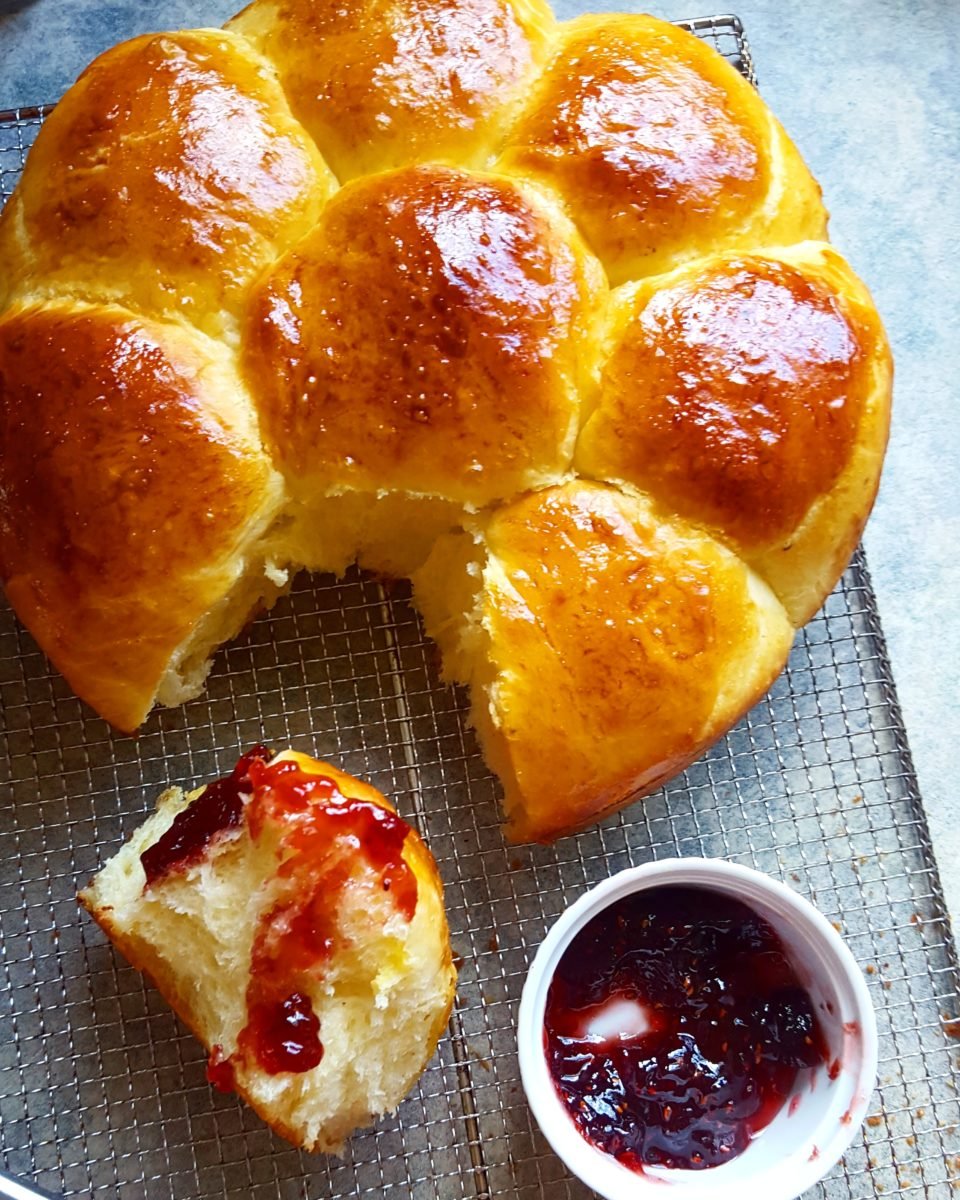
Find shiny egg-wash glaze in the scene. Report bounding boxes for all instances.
[0,307,285,733]
[0,1,891,841]
[578,245,890,624]
[586,259,866,543]
[417,482,795,842]
[230,0,555,179]
[246,165,604,505]
[0,32,335,337]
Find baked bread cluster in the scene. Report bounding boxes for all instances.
[0,0,891,841]
[80,748,456,1153]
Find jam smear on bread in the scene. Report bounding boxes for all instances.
[145,748,418,1080]
[238,756,417,1074]
[140,744,271,885]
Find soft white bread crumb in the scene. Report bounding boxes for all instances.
[79,750,456,1154]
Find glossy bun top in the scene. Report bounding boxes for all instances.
[0,303,282,731]
[581,250,869,547]
[470,481,794,841]
[245,165,604,505]
[3,31,334,338]
[230,0,554,180]
[498,15,826,283]
[578,244,891,623]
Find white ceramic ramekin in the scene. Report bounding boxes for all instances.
[518,858,878,1200]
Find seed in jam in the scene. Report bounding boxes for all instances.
[140,745,271,886]
[544,886,829,1172]
[206,1044,237,1094]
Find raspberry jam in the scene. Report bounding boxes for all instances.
[140,745,270,886]
[244,756,419,924]
[189,752,417,1080]
[206,1044,237,1094]
[237,759,417,1075]
[544,886,828,1171]
[242,992,324,1075]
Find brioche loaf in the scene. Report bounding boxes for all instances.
[80,748,456,1153]
[0,3,892,841]
[413,481,795,842]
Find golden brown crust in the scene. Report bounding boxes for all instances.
[578,244,892,623]
[244,164,605,505]
[230,0,555,179]
[497,15,826,283]
[78,898,235,1108]
[467,482,793,841]
[0,303,283,731]
[0,1,891,843]
[2,30,334,338]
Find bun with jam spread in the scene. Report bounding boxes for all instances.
[0,5,891,842]
[79,748,456,1153]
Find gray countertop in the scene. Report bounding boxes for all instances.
[1,0,957,923]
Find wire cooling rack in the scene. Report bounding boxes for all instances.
[2,15,959,1200]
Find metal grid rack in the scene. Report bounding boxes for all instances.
[1,16,959,1200]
